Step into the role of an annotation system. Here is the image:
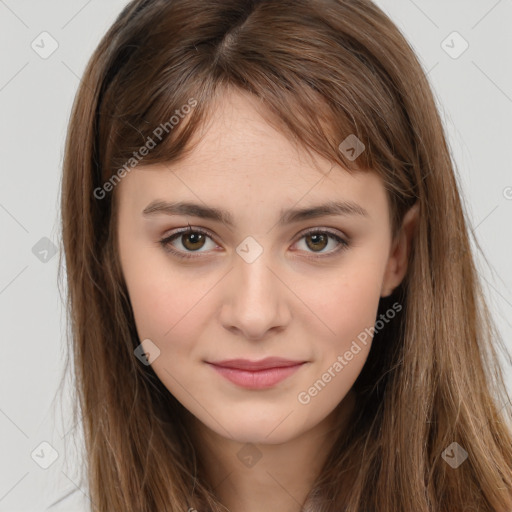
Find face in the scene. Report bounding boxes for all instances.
[116,89,413,445]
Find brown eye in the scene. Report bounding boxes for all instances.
[159,226,349,261]
[159,226,217,259]
[181,232,207,251]
[304,232,329,252]
[293,229,349,259]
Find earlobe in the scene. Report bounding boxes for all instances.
[381,202,420,298]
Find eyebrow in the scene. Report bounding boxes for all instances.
[142,199,369,226]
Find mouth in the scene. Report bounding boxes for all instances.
[205,357,308,389]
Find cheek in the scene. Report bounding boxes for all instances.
[298,261,384,385]
[296,261,384,346]
[117,220,208,337]
[292,267,382,411]
[123,261,214,347]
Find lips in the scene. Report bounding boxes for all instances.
[205,357,308,389]
[206,357,306,371]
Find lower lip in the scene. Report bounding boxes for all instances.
[207,363,305,389]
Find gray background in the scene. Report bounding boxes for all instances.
[0,0,511,510]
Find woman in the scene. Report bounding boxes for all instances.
[54,0,512,510]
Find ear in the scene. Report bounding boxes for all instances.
[381,202,419,298]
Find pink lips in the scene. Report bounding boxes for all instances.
[206,357,307,389]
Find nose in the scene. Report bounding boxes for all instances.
[219,247,292,341]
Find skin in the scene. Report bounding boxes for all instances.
[116,88,419,512]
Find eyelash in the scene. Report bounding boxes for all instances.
[158,225,350,261]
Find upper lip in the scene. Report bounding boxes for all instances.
[206,357,306,371]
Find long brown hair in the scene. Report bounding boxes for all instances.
[59,0,512,510]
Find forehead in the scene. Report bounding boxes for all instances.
[116,89,388,222]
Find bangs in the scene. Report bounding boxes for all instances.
[94,0,418,237]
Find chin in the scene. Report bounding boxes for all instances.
[210,410,310,445]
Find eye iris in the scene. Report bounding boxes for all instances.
[182,232,206,251]
[305,233,328,252]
